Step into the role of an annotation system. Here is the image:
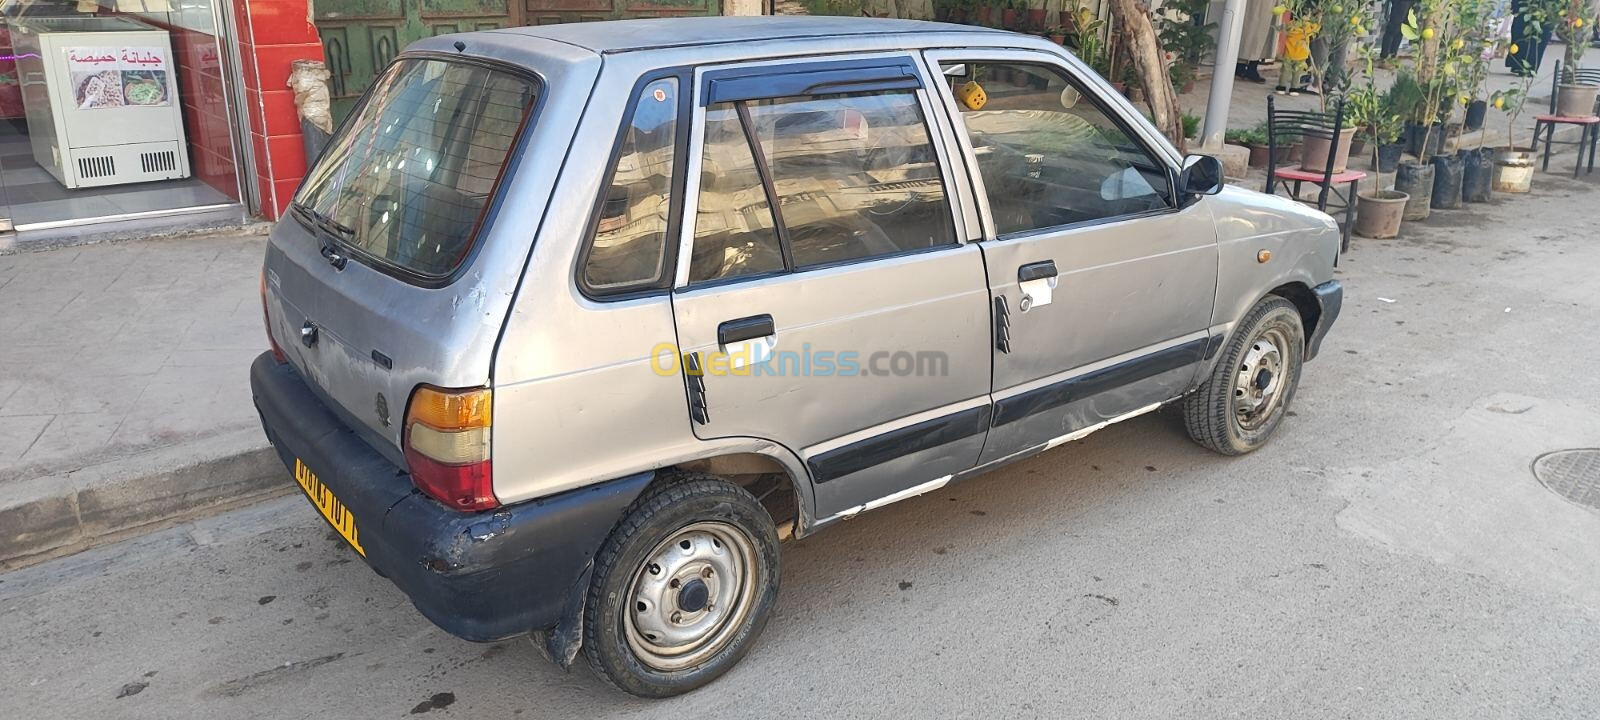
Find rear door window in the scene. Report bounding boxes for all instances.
[294,58,537,280]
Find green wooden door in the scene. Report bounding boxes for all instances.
[518,0,720,25]
[317,0,722,121]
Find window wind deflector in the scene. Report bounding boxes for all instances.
[701,57,922,105]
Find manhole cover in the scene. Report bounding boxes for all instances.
[1533,449,1600,510]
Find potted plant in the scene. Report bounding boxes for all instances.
[1001,0,1021,29]
[1067,5,1110,78]
[1227,126,1272,167]
[1424,0,1489,211]
[975,1,996,26]
[1028,1,1049,30]
[1394,4,1449,220]
[1158,0,1216,94]
[1349,36,1405,173]
[1489,84,1538,193]
[1181,112,1202,142]
[1554,0,1600,116]
[1047,24,1069,44]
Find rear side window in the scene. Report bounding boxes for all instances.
[688,89,955,284]
[294,58,536,280]
[581,78,681,295]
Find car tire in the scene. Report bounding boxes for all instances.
[1184,295,1305,455]
[582,473,780,698]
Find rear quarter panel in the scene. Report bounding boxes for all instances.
[490,54,709,505]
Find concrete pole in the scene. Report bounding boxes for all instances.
[1199,0,1248,149]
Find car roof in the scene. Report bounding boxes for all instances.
[484,15,1003,54]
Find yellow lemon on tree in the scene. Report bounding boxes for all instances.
[1577,18,1586,28]
[1452,38,1464,50]
[1352,16,1361,25]
[1494,96,1505,109]
[1273,5,1286,14]
[1422,27,1434,39]
[1510,43,1520,54]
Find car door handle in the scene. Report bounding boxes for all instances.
[1018,260,1057,283]
[718,314,775,345]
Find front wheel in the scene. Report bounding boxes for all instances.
[1184,295,1305,455]
[582,474,780,697]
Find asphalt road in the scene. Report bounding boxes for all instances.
[5,172,1600,719]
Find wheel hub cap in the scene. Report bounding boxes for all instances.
[1235,331,1288,429]
[624,522,757,672]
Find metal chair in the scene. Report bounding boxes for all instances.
[1531,59,1600,177]
[1265,97,1364,251]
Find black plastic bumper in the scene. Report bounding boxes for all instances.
[1306,280,1343,361]
[250,353,651,642]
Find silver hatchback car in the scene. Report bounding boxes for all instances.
[252,16,1342,697]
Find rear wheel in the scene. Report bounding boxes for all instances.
[1184,296,1305,455]
[582,475,779,697]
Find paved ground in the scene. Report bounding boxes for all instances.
[3,156,1598,718]
[0,234,267,482]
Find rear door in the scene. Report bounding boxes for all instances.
[924,49,1219,464]
[668,55,993,521]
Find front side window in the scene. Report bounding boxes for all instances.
[294,58,536,279]
[582,78,680,294]
[940,61,1171,236]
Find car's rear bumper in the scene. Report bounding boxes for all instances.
[1306,280,1343,361]
[249,352,650,642]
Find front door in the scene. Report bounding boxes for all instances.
[925,50,1219,464]
[670,56,993,521]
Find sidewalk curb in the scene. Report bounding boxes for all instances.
[0,430,291,570]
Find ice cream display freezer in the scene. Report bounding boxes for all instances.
[12,16,189,189]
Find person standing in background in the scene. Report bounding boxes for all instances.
[1505,0,1554,75]
[1381,0,1417,58]
[1236,0,1277,82]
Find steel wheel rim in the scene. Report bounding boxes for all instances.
[623,521,758,672]
[1233,327,1291,431]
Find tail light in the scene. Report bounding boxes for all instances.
[404,386,497,511]
[260,271,287,364]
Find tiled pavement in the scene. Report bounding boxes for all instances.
[0,233,267,485]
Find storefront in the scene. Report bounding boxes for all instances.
[0,0,763,245]
[0,0,330,244]
[314,0,729,122]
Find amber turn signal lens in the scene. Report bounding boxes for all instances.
[1257,249,1272,264]
[408,386,492,430]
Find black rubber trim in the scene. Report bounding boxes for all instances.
[1017,260,1058,282]
[718,314,775,345]
[808,404,992,484]
[1203,333,1225,360]
[250,352,651,642]
[701,56,921,105]
[991,338,1208,428]
[1306,280,1343,361]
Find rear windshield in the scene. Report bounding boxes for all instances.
[293,57,537,279]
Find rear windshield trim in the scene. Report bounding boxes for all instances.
[294,52,546,289]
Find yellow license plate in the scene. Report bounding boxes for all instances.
[294,458,366,556]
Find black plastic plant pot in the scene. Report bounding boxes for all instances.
[1394,160,1435,221]
[1430,153,1464,210]
[1405,123,1444,160]
[1464,100,1488,132]
[1377,143,1404,173]
[1460,147,1495,203]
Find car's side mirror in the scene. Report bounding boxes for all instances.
[1178,154,1225,197]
